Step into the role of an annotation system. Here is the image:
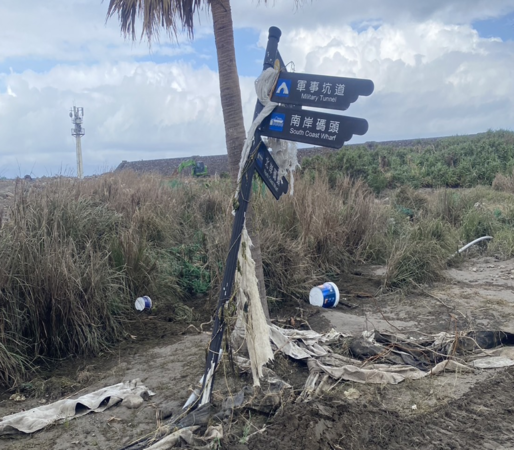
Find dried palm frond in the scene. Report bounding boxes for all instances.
[105,0,205,42]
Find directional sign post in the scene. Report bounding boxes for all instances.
[199,26,287,409]
[198,25,374,410]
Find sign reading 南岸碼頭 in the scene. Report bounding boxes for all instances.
[271,72,374,111]
[259,106,369,149]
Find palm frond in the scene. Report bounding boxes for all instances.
[105,0,205,43]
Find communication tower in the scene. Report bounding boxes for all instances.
[70,106,85,179]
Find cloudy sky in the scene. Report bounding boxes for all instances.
[1,1,514,178]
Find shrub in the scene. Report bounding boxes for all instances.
[383,220,457,289]
[460,208,501,243]
[492,169,514,193]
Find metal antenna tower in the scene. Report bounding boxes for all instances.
[70,106,85,179]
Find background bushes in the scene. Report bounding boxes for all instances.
[302,130,514,193]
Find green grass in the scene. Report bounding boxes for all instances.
[302,130,514,193]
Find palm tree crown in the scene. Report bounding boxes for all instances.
[106,0,205,42]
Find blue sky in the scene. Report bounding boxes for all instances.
[474,11,514,40]
[1,0,514,178]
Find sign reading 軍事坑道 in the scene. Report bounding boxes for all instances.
[271,72,374,111]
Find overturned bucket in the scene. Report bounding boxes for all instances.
[135,296,152,311]
[309,282,340,308]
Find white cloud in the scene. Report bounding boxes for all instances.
[0,62,240,177]
[232,0,514,30]
[252,21,514,141]
[0,0,207,63]
[259,22,494,74]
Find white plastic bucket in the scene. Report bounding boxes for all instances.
[309,282,340,308]
[135,296,152,311]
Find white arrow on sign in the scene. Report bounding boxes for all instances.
[276,81,289,95]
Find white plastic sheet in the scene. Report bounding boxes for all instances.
[0,379,154,435]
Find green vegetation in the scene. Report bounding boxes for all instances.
[1,132,514,387]
[178,159,208,177]
[302,130,514,193]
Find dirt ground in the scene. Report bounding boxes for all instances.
[1,178,514,449]
[1,255,514,449]
[238,257,514,450]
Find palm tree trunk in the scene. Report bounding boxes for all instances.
[210,0,270,322]
[210,0,245,181]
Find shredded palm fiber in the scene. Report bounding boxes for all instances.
[234,223,274,386]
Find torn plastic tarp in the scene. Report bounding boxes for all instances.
[269,325,343,359]
[468,346,514,368]
[266,327,514,395]
[350,330,514,369]
[349,335,434,370]
[308,353,473,385]
[0,379,154,435]
[471,356,514,369]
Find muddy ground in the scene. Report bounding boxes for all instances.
[238,258,514,450]
[1,254,514,449]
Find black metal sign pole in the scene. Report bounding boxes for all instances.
[199,26,283,407]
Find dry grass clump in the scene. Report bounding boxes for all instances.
[423,185,514,262]
[0,172,233,387]
[488,228,514,259]
[383,219,458,289]
[460,208,501,244]
[374,184,514,288]
[0,177,128,386]
[428,189,467,227]
[393,185,429,215]
[255,172,389,299]
[492,169,514,193]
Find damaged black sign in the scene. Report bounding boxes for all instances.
[254,142,289,200]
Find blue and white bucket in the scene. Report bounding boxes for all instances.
[309,282,340,308]
[135,296,152,311]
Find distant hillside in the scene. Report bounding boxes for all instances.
[114,134,470,177]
